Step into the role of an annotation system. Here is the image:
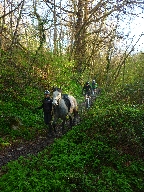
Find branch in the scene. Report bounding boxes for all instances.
[113,34,144,81]
[0,1,24,19]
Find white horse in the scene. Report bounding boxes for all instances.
[52,87,78,134]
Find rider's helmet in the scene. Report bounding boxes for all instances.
[92,79,95,82]
[86,81,90,85]
[44,90,50,95]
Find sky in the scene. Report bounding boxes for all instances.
[129,17,144,52]
[118,5,144,53]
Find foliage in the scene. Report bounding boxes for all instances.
[0,95,144,191]
[0,49,82,143]
[0,42,144,191]
[111,52,144,102]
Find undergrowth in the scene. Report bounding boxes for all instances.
[0,96,144,192]
[0,49,144,191]
[0,51,82,144]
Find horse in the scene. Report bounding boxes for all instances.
[52,87,78,135]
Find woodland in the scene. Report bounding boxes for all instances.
[0,0,144,191]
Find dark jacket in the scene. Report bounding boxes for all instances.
[82,84,92,95]
[37,97,53,113]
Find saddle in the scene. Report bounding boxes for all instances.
[62,94,71,111]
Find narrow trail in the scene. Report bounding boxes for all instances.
[0,123,77,169]
[0,134,54,168]
[0,95,97,171]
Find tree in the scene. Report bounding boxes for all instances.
[0,0,144,86]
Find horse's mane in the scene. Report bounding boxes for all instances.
[53,87,62,92]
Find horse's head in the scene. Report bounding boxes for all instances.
[52,88,62,106]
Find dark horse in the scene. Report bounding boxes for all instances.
[52,87,78,134]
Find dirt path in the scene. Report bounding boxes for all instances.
[0,134,54,168]
[0,124,71,169]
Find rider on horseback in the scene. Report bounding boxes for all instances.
[82,81,92,96]
[92,79,98,95]
[82,82,92,109]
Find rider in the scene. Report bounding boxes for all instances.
[92,79,98,95]
[82,81,92,97]
[36,90,54,136]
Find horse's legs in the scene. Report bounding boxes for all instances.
[73,110,78,125]
[62,119,66,134]
[52,117,57,134]
[61,116,73,134]
[69,115,73,128]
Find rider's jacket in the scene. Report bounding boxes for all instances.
[92,82,98,89]
[37,97,53,113]
[82,84,92,95]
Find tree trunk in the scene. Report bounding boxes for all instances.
[74,0,88,73]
